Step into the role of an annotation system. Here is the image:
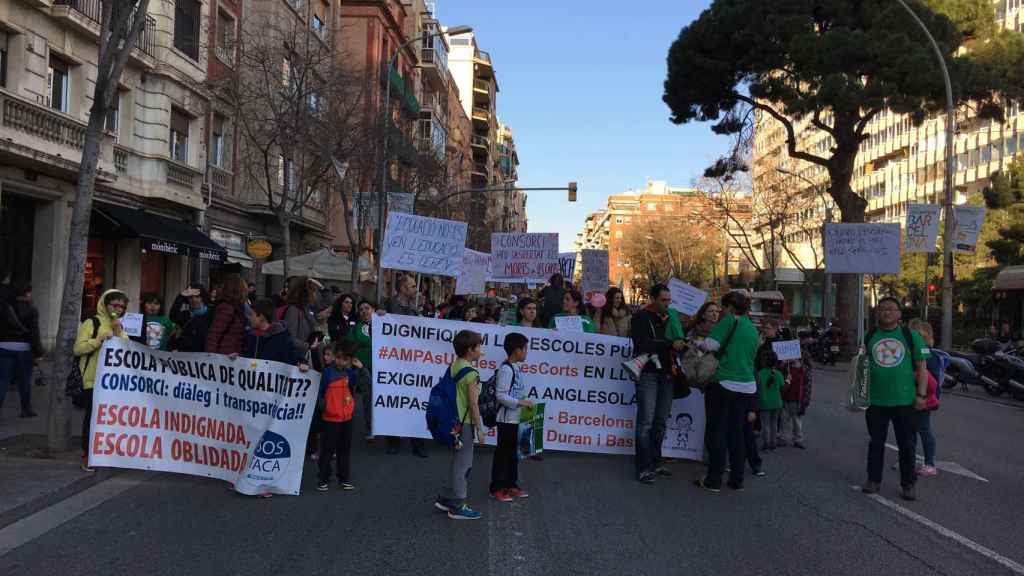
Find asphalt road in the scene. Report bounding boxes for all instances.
[2,367,1023,576]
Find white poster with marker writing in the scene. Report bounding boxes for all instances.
[668,278,707,316]
[581,249,610,297]
[381,213,468,277]
[491,233,560,283]
[771,340,802,361]
[952,205,986,254]
[455,249,493,295]
[824,223,900,274]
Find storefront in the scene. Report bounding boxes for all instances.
[0,191,36,286]
[208,227,254,288]
[90,203,227,311]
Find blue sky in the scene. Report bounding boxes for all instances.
[440,0,727,251]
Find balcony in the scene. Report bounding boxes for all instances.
[0,91,115,177]
[419,46,449,89]
[473,79,490,94]
[52,1,157,64]
[207,165,234,199]
[472,105,490,122]
[166,159,203,190]
[388,67,421,117]
[475,50,492,65]
[471,134,489,150]
[472,162,489,177]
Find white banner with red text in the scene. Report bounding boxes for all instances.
[89,339,318,496]
[371,314,705,460]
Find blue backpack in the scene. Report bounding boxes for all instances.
[426,365,477,447]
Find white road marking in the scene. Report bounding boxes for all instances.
[0,471,151,557]
[884,443,988,482]
[851,486,1024,575]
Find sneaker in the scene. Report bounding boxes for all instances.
[365,434,375,442]
[793,442,807,450]
[434,497,452,512]
[311,452,320,461]
[918,465,937,477]
[529,454,544,461]
[726,480,745,491]
[638,471,657,485]
[339,481,355,491]
[752,466,766,477]
[861,481,881,494]
[491,489,514,503]
[654,466,673,478]
[506,487,529,499]
[447,504,482,520]
[694,478,721,493]
[900,485,917,501]
[80,456,95,473]
[317,481,329,492]
[257,492,273,499]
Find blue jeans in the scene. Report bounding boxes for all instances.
[634,372,673,475]
[0,348,34,413]
[916,410,936,467]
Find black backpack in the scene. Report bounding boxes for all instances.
[479,362,515,428]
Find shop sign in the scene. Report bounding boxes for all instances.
[247,239,273,260]
[193,248,227,263]
[210,229,245,252]
[142,239,185,256]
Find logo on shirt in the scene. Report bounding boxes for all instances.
[872,338,906,367]
[361,324,370,338]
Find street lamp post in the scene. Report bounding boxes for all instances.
[895,0,956,349]
[376,25,472,305]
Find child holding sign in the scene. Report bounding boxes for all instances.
[317,340,369,492]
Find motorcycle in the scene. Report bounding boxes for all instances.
[975,338,1024,400]
[800,325,840,366]
[936,348,979,391]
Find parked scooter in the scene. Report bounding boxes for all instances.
[975,338,1024,400]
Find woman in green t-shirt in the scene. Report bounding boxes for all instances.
[347,300,375,440]
[547,289,596,333]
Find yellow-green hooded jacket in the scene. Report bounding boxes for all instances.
[73,288,129,389]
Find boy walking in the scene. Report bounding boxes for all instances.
[436,330,486,520]
[317,340,369,491]
[490,332,534,502]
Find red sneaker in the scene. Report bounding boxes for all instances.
[491,489,514,503]
[506,487,529,499]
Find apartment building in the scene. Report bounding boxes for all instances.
[496,121,526,233]
[576,181,751,302]
[0,0,230,346]
[752,0,1024,300]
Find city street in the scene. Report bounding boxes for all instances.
[1,366,1023,576]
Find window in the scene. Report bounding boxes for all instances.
[170,108,189,163]
[47,56,70,113]
[216,10,236,64]
[282,56,292,86]
[647,203,657,211]
[211,114,230,168]
[174,0,201,61]
[105,93,121,142]
[1011,134,1020,156]
[0,32,7,88]
[278,155,296,193]
[312,1,327,39]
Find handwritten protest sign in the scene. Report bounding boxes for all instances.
[953,205,986,254]
[554,315,585,333]
[381,213,467,277]
[559,252,577,281]
[905,204,942,253]
[772,339,802,361]
[90,339,317,495]
[121,313,144,338]
[824,223,900,274]
[581,250,610,296]
[372,315,703,460]
[668,278,707,316]
[491,233,559,283]
[455,249,492,295]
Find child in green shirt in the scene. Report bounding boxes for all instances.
[437,330,485,521]
[757,366,784,451]
[135,293,175,351]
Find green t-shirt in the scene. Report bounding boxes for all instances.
[665,309,686,341]
[867,327,928,407]
[143,315,175,350]
[757,368,784,411]
[347,321,372,371]
[708,314,760,391]
[548,313,596,333]
[451,357,480,421]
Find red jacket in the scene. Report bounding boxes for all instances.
[205,303,246,355]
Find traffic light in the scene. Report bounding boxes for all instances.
[928,283,938,306]
[568,181,577,202]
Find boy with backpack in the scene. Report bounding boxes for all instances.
[489,332,534,502]
[317,340,368,491]
[431,330,485,520]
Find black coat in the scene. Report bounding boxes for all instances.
[245,322,302,366]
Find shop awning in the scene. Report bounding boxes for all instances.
[94,204,227,263]
[994,265,1024,291]
[226,249,253,269]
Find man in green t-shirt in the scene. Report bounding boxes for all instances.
[862,297,929,502]
[696,291,761,493]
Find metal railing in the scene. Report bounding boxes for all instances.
[53,0,156,57]
[1,93,86,150]
[471,134,489,148]
[476,50,491,64]
[113,147,128,174]
[207,165,233,197]
[473,79,490,92]
[473,162,489,175]
[472,105,490,119]
[166,161,196,188]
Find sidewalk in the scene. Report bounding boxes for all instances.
[0,360,111,525]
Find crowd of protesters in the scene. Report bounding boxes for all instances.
[0,264,944,511]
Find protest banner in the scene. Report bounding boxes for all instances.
[953,205,986,254]
[558,252,577,281]
[554,315,584,333]
[381,213,468,277]
[122,313,144,338]
[491,233,559,283]
[905,204,942,253]
[581,249,610,297]
[518,403,545,460]
[668,278,707,316]
[455,249,492,295]
[371,314,703,460]
[89,339,317,495]
[772,339,802,361]
[824,223,900,274]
